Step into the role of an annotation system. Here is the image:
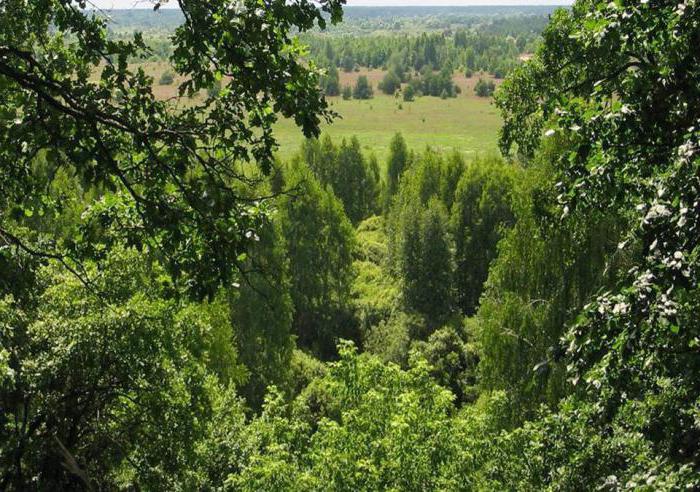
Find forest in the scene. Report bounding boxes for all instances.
[1,0,699,490]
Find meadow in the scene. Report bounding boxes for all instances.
[276,69,503,162]
[274,89,502,163]
[138,61,503,164]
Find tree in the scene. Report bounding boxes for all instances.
[334,137,378,224]
[385,132,410,206]
[451,158,516,315]
[495,0,700,482]
[397,198,454,325]
[402,84,415,102]
[300,135,379,225]
[0,248,245,489]
[378,70,401,95]
[341,52,355,72]
[0,0,345,298]
[474,78,495,97]
[352,75,374,100]
[278,160,357,357]
[322,64,341,96]
[229,220,295,409]
[342,84,353,100]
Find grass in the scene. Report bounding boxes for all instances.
[116,62,503,165]
[274,92,502,164]
[275,68,503,164]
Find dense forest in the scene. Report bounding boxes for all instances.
[1,0,699,490]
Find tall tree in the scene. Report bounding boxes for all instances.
[352,75,374,100]
[385,132,410,208]
[397,198,454,325]
[496,0,700,478]
[0,0,345,298]
[278,160,357,357]
[334,136,378,224]
[451,158,516,315]
[229,220,294,409]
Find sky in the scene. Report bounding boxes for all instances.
[90,0,572,9]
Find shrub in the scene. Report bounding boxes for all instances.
[474,78,496,97]
[158,70,175,85]
[352,75,373,100]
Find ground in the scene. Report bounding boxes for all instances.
[131,62,503,165]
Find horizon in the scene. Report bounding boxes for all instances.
[89,0,572,10]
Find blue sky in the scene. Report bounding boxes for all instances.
[90,0,572,9]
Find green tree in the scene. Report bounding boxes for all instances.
[278,160,357,357]
[378,70,401,95]
[300,135,379,225]
[398,198,454,325]
[333,137,379,224]
[0,248,244,489]
[0,0,345,298]
[476,149,627,423]
[342,84,352,100]
[385,133,410,207]
[451,158,516,315]
[402,84,416,102]
[494,0,700,481]
[322,64,341,96]
[229,220,295,409]
[352,75,374,100]
[474,78,496,97]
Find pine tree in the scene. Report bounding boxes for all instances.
[385,132,409,208]
[353,75,374,100]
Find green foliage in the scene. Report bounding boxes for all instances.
[451,156,517,315]
[352,216,400,333]
[0,248,244,488]
[321,64,341,96]
[5,2,700,489]
[378,70,401,95]
[299,135,380,225]
[409,65,457,98]
[278,160,357,357]
[402,84,415,102]
[158,69,175,85]
[384,132,410,207]
[475,147,628,423]
[490,0,700,482]
[341,84,352,100]
[229,221,295,409]
[397,198,454,324]
[363,312,414,366]
[474,77,496,97]
[0,0,345,298]
[412,322,479,405]
[352,75,374,100]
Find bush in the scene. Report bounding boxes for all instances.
[352,75,373,100]
[474,78,495,97]
[158,70,175,85]
[378,70,401,95]
[342,84,352,100]
[402,84,415,102]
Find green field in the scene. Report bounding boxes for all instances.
[128,61,502,165]
[273,93,502,164]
